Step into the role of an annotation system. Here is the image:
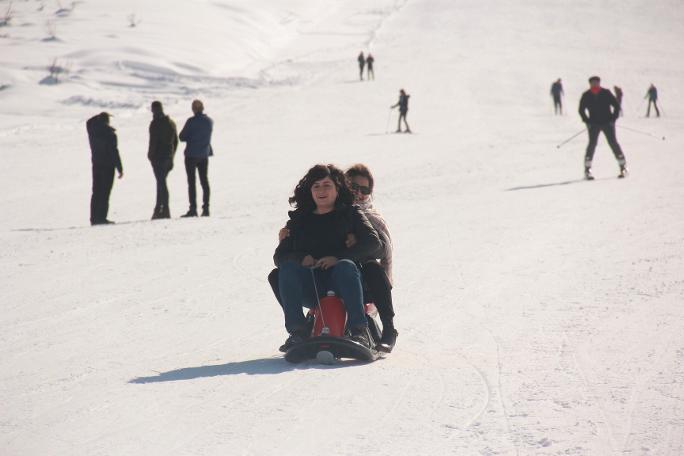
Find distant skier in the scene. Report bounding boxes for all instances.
[550,78,564,115]
[390,89,411,133]
[645,83,660,118]
[179,99,213,217]
[366,53,375,80]
[86,112,123,225]
[578,76,627,179]
[147,101,178,220]
[357,51,365,81]
[613,86,623,117]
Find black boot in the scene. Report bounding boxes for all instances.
[377,323,398,353]
[181,208,198,217]
[151,206,162,220]
[279,328,309,353]
[201,205,210,217]
[349,325,373,349]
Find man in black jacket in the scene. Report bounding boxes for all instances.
[578,76,627,179]
[551,78,564,115]
[86,112,123,225]
[148,101,178,219]
[391,89,411,133]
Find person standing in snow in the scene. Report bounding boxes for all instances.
[357,51,365,81]
[578,76,627,180]
[86,112,123,225]
[550,78,564,115]
[645,83,660,118]
[391,89,411,133]
[366,53,375,80]
[613,86,623,117]
[179,99,213,217]
[148,101,178,220]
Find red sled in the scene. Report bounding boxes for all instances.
[284,295,383,364]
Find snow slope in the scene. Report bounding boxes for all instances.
[1,0,684,455]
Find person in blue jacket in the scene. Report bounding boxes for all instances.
[179,99,213,217]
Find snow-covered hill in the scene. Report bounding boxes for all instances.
[1,0,683,455]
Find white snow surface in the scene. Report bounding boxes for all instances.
[2,0,684,455]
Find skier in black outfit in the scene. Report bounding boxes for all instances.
[550,78,564,115]
[366,53,375,80]
[578,76,627,179]
[148,101,178,219]
[357,51,365,81]
[391,89,411,133]
[645,84,660,118]
[86,112,123,225]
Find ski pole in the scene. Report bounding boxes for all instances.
[556,128,586,149]
[618,125,666,141]
[385,108,393,134]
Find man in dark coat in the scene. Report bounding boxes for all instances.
[86,112,123,225]
[366,53,375,80]
[179,99,213,217]
[391,89,411,133]
[578,76,627,179]
[148,101,178,219]
[645,83,660,118]
[357,51,365,81]
[550,78,564,115]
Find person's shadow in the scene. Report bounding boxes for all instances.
[129,356,365,384]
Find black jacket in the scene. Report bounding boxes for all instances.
[578,88,620,125]
[273,205,382,267]
[87,115,122,172]
[148,114,178,166]
[393,94,409,113]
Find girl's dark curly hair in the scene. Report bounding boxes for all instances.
[289,164,354,211]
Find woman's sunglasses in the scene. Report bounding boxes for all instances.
[351,183,371,195]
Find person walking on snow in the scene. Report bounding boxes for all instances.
[578,76,627,180]
[391,89,411,133]
[550,78,564,115]
[86,112,123,225]
[613,86,623,117]
[366,53,375,80]
[179,99,213,217]
[357,51,365,81]
[645,83,660,118]
[148,101,178,220]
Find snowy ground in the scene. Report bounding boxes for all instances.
[1,0,684,455]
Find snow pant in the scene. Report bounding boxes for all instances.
[647,99,660,117]
[585,123,626,169]
[277,260,368,334]
[553,96,562,115]
[269,261,394,326]
[184,157,209,211]
[152,160,171,212]
[360,261,394,327]
[359,63,365,80]
[90,165,115,224]
[367,65,374,80]
[397,110,410,132]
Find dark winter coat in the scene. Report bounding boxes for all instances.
[393,94,410,114]
[148,114,178,168]
[550,82,563,99]
[646,86,658,101]
[179,113,213,158]
[366,55,374,69]
[86,115,122,172]
[358,53,365,68]
[578,88,620,125]
[273,205,382,267]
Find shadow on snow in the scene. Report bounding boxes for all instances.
[129,356,370,383]
[505,177,615,191]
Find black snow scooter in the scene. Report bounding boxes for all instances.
[284,270,383,364]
